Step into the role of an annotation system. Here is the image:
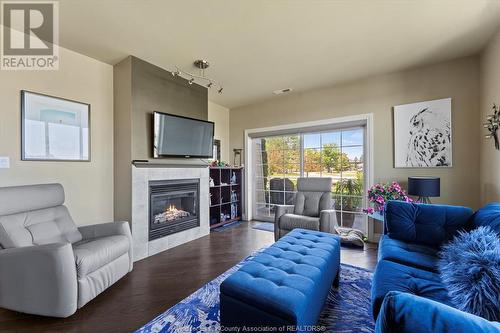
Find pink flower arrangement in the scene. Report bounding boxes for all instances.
[363,181,413,213]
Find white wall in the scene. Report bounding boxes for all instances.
[208,101,230,162]
[0,47,114,225]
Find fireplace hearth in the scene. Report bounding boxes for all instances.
[149,179,200,240]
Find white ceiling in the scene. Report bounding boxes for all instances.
[57,0,500,108]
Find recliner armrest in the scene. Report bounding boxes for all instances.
[274,205,294,240]
[274,205,294,222]
[78,221,133,271]
[0,243,77,317]
[319,209,338,233]
[376,291,500,333]
[78,221,131,240]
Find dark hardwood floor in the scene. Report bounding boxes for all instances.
[0,222,377,333]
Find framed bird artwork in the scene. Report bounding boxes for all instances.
[393,98,452,168]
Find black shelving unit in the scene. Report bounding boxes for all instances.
[209,167,244,229]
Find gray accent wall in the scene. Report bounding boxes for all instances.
[113,56,208,222]
[130,57,208,160]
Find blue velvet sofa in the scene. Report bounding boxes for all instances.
[371,201,500,333]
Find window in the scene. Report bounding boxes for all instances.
[252,127,367,234]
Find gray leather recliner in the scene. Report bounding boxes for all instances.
[0,183,133,317]
[274,177,338,241]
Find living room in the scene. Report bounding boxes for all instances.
[0,1,499,332]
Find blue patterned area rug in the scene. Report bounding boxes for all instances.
[136,253,374,333]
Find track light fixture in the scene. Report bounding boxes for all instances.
[170,59,223,94]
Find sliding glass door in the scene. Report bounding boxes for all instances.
[252,127,367,234]
[253,135,300,221]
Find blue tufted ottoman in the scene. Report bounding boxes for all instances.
[220,228,341,332]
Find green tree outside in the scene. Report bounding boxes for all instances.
[322,143,350,172]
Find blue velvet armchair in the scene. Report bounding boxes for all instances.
[372,201,500,333]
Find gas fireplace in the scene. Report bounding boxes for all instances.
[149,179,200,240]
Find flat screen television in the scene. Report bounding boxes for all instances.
[153,112,214,158]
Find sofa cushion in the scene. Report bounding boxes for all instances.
[469,203,500,233]
[0,206,82,248]
[279,214,319,231]
[384,201,473,247]
[378,235,439,272]
[73,235,129,277]
[376,291,500,333]
[371,259,452,319]
[27,220,68,245]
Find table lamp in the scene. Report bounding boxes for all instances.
[408,176,440,204]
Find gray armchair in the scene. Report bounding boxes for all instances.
[0,184,133,317]
[274,177,338,241]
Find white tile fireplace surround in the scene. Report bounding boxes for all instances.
[131,166,210,261]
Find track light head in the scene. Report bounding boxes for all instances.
[188,78,194,85]
[172,68,181,77]
[207,82,213,88]
[218,87,223,94]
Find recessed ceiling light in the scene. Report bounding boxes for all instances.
[273,88,293,95]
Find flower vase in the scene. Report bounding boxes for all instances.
[375,203,384,213]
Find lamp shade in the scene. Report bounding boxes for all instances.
[408,177,440,197]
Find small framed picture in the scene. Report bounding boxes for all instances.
[213,139,221,161]
[21,90,90,161]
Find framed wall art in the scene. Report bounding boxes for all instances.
[21,90,90,161]
[394,98,452,168]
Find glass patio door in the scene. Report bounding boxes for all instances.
[251,127,367,234]
[253,135,300,221]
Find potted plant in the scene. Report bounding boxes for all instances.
[334,177,363,228]
[363,181,412,214]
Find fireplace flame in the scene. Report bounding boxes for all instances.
[166,204,178,213]
[153,204,190,224]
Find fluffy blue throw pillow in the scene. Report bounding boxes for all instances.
[438,226,500,321]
